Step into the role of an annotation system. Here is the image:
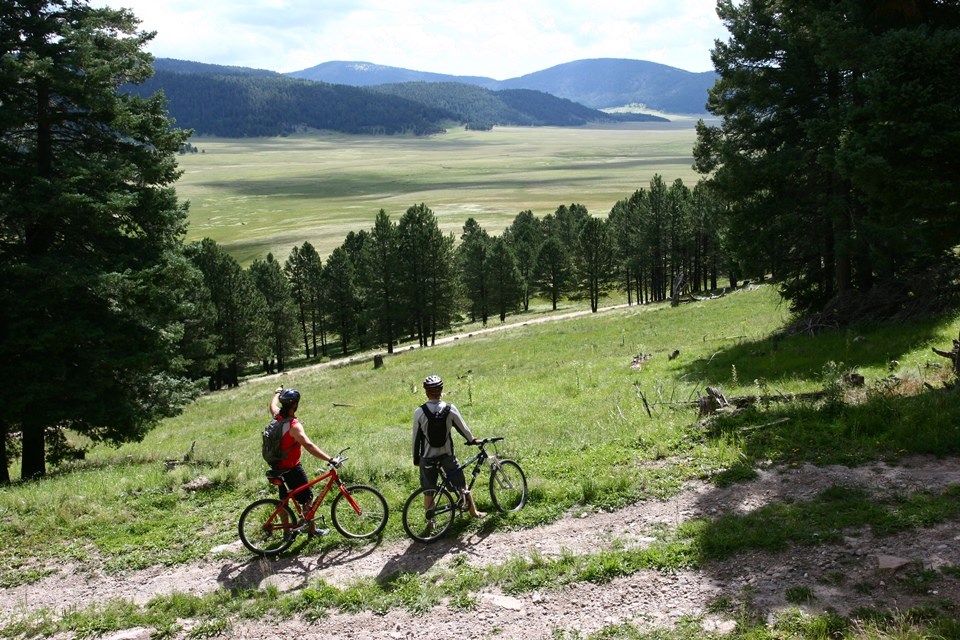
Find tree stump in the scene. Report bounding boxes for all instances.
[698,386,731,416]
[932,330,960,375]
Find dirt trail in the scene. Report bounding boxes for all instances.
[6,456,960,639]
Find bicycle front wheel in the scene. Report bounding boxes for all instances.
[331,484,389,539]
[238,498,297,556]
[489,459,528,512]
[402,487,456,543]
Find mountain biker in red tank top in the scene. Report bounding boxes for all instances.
[269,387,335,513]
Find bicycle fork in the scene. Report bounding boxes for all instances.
[489,458,515,492]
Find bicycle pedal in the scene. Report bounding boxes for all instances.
[292,520,313,534]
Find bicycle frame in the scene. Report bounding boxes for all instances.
[431,441,495,498]
[265,464,361,529]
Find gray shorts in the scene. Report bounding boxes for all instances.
[419,454,466,492]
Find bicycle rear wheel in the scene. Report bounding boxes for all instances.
[331,484,389,539]
[238,498,297,556]
[402,487,456,543]
[489,459,528,512]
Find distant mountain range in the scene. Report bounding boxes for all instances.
[133,57,714,137]
[288,58,717,114]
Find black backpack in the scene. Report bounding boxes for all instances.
[262,416,293,466]
[422,403,452,447]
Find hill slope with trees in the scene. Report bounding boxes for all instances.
[128,70,454,137]
[694,0,960,320]
[131,61,662,137]
[370,82,665,128]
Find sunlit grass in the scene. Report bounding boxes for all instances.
[2,284,960,637]
[175,124,702,264]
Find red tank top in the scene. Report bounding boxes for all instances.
[275,415,302,469]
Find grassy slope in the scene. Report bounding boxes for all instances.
[2,284,959,583]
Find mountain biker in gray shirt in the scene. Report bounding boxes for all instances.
[412,374,485,519]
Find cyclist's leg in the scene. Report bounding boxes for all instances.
[419,459,441,516]
[443,456,485,519]
[280,464,315,527]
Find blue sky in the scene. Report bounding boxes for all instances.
[95,0,730,79]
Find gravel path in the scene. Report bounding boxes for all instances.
[5,456,959,639]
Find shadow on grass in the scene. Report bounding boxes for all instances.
[702,386,960,469]
[680,314,952,387]
[686,485,960,563]
[674,375,960,625]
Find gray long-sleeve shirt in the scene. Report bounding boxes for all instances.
[412,399,475,460]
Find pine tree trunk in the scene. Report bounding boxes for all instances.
[0,420,9,484]
[21,423,46,480]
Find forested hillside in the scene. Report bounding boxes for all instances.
[288,57,717,113]
[497,58,717,112]
[370,82,665,128]
[695,0,960,320]
[129,71,453,136]
[153,58,281,78]
[130,64,659,137]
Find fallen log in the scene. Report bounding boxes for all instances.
[697,386,828,417]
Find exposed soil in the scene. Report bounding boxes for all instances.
[5,455,959,640]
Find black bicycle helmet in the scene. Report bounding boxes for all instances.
[423,375,443,389]
[278,388,301,407]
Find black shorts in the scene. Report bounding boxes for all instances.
[273,463,312,506]
[419,454,466,492]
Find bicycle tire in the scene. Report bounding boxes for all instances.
[489,459,528,512]
[238,498,297,556]
[401,487,456,543]
[331,484,389,539]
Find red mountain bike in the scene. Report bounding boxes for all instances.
[238,448,388,556]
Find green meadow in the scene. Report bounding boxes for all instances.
[3,284,960,637]
[176,122,702,264]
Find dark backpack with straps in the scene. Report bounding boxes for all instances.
[421,403,451,447]
[262,416,293,466]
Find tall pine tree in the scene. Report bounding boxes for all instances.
[0,0,199,480]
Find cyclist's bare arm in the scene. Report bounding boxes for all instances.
[269,387,282,415]
[289,422,333,463]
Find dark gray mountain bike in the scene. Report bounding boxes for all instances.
[401,437,527,543]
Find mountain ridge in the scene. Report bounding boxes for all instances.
[287,57,716,114]
[139,58,669,137]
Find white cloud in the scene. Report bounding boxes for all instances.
[98,0,729,77]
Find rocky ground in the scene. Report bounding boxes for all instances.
[3,456,959,639]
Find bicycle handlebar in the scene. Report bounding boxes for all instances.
[327,446,350,468]
[466,437,504,446]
